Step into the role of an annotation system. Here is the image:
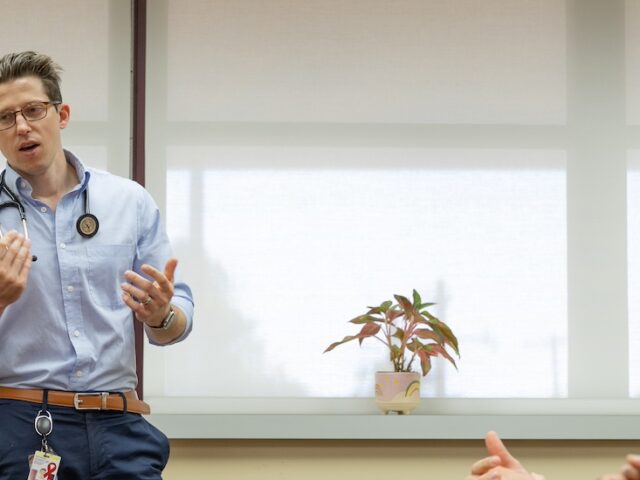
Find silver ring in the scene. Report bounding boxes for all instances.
[143,296,153,306]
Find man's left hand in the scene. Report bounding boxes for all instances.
[121,258,178,327]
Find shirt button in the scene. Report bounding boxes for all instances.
[76,370,84,377]
[20,180,27,188]
[67,286,74,293]
[60,242,66,249]
[73,330,80,337]
[40,206,47,213]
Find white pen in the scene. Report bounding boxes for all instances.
[0,224,6,253]
[0,224,37,261]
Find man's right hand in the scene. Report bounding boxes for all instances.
[0,230,32,311]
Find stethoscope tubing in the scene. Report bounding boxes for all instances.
[0,171,36,260]
[0,169,98,261]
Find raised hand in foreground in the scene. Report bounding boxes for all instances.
[599,454,640,480]
[466,431,544,480]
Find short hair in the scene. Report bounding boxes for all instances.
[0,51,63,102]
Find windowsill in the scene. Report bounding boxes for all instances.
[147,413,640,439]
[144,397,640,439]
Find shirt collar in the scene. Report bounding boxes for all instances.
[63,149,91,192]
[2,149,91,197]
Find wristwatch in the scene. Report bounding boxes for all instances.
[150,306,175,330]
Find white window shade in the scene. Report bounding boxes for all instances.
[142,0,638,438]
[0,0,131,177]
[164,0,566,124]
[157,147,567,399]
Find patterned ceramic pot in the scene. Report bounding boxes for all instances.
[374,371,420,415]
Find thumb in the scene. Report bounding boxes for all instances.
[164,257,178,284]
[485,431,523,470]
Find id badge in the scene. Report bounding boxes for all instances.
[27,450,61,480]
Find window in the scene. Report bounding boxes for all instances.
[144,1,594,422]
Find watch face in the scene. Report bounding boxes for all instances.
[77,213,99,238]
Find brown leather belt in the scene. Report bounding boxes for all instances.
[0,387,150,415]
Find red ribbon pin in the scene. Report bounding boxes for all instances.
[43,462,57,480]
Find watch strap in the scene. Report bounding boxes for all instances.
[149,306,175,330]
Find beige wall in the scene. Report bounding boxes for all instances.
[164,439,639,479]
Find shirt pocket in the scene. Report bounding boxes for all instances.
[87,244,135,308]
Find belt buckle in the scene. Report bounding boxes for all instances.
[73,392,109,410]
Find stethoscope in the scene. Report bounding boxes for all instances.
[0,170,100,262]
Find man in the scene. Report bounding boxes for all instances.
[468,431,640,480]
[0,51,193,479]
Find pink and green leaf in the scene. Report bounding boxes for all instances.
[413,329,441,342]
[394,294,414,314]
[422,343,458,369]
[389,344,402,364]
[386,308,404,322]
[349,314,383,324]
[428,319,459,356]
[406,339,421,352]
[392,327,405,341]
[418,303,436,310]
[323,335,361,353]
[412,289,422,307]
[417,349,432,376]
[358,322,381,345]
[323,323,381,352]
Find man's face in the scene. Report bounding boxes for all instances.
[0,75,69,179]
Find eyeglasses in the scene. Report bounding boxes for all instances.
[0,101,61,131]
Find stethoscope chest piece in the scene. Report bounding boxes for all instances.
[1,169,100,244]
[76,213,99,238]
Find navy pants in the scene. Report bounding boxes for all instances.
[0,399,169,479]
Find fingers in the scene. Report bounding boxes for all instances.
[0,230,32,273]
[121,270,166,309]
[465,471,495,480]
[164,257,178,284]
[628,455,640,470]
[473,466,503,480]
[472,468,542,480]
[0,230,31,268]
[622,461,640,480]
[600,455,640,480]
[121,259,177,326]
[140,258,177,294]
[485,431,523,470]
[0,231,32,308]
[471,456,501,476]
[597,458,640,480]
[123,263,173,299]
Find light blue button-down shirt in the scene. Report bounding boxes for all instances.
[0,150,194,391]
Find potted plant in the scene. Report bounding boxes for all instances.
[324,289,460,414]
